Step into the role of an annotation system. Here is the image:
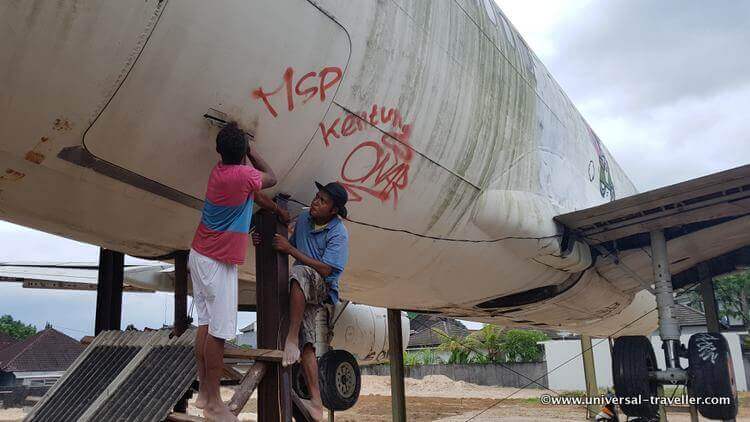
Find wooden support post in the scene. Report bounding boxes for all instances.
[229,362,268,415]
[173,250,190,337]
[256,202,292,422]
[94,248,124,335]
[580,335,598,420]
[657,385,667,422]
[387,309,406,422]
[698,263,721,332]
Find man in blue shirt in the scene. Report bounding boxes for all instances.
[253,181,349,420]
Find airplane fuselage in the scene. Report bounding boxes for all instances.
[0,0,656,336]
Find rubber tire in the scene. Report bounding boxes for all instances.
[612,336,659,418]
[292,363,311,400]
[688,332,738,420]
[318,349,361,411]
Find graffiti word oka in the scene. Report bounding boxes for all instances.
[252,66,343,118]
[320,106,413,208]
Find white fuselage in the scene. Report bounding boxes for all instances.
[0,0,657,336]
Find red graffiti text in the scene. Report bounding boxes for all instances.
[321,105,413,208]
[252,66,343,118]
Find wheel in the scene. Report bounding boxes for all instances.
[688,332,738,420]
[318,349,361,411]
[612,336,659,418]
[292,363,311,400]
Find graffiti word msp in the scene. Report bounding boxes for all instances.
[252,66,343,118]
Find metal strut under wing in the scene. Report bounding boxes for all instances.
[554,164,750,289]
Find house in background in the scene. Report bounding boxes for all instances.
[236,322,257,348]
[0,333,16,353]
[407,315,469,361]
[0,328,84,407]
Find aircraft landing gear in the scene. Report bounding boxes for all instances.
[612,230,738,420]
[687,333,738,420]
[291,304,362,412]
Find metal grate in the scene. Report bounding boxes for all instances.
[30,345,140,422]
[92,345,196,422]
[25,329,196,422]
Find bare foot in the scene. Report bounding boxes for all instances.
[194,393,207,409]
[203,403,239,422]
[282,337,300,367]
[299,398,325,422]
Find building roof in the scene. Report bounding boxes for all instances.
[0,332,17,352]
[0,328,85,372]
[673,303,710,327]
[408,315,468,348]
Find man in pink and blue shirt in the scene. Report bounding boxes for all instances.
[189,121,287,422]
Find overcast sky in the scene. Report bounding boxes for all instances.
[1,1,749,339]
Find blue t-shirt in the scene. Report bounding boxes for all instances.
[289,211,349,304]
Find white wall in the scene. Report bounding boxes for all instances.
[540,338,614,391]
[541,330,748,392]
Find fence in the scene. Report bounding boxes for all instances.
[360,362,549,388]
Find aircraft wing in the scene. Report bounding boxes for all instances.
[0,263,165,292]
[555,164,750,292]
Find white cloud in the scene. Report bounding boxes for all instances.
[496,0,750,191]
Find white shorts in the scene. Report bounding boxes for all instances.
[188,248,238,340]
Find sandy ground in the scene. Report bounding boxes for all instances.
[3,375,750,421]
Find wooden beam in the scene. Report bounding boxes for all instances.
[580,335,598,420]
[166,412,205,422]
[223,348,283,362]
[94,248,124,335]
[698,264,721,332]
[229,362,268,415]
[173,250,189,337]
[291,390,314,422]
[222,364,245,382]
[255,203,292,422]
[387,309,406,422]
[21,280,154,292]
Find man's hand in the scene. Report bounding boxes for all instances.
[251,232,262,247]
[272,234,293,254]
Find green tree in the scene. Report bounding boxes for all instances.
[685,271,750,329]
[436,329,472,364]
[498,329,548,362]
[0,315,37,340]
[438,325,549,364]
[404,351,421,366]
[465,325,505,362]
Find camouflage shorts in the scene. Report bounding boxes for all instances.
[290,265,332,349]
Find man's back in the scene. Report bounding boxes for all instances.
[192,162,262,264]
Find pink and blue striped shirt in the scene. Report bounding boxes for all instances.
[191,162,263,264]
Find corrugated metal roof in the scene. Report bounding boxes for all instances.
[25,329,196,422]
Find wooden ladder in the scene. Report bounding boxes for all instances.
[168,201,316,422]
[166,347,314,421]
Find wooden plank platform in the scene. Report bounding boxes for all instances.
[223,348,283,362]
[166,412,205,422]
[83,335,283,363]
